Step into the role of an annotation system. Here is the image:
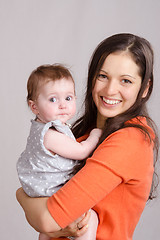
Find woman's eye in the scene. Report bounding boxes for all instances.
[66,96,72,101]
[49,97,57,102]
[97,73,108,80]
[122,79,132,84]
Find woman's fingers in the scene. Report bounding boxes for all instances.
[77,210,91,229]
[76,223,89,237]
[57,211,91,238]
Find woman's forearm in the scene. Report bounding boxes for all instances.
[16,188,89,238]
[16,188,61,233]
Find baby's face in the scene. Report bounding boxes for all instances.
[35,78,76,124]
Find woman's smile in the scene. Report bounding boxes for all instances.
[101,96,122,106]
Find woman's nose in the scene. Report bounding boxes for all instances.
[105,79,118,95]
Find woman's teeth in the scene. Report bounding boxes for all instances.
[102,97,121,105]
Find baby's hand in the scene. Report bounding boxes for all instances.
[90,128,102,139]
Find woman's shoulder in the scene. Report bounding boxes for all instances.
[110,116,154,140]
[126,116,149,127]
[100,117,154,151]
[92,117,154,178]
[125,116,155,141]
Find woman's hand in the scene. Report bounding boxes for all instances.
[45,211,90,238]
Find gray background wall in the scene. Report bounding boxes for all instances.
[0,0,160,239]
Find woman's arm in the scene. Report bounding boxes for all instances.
[16,131,123,233]
[16,130,129,234]
[16,167,121,234]
[44,128,102,160]
[16,188,90,238]
[16,188,61,233]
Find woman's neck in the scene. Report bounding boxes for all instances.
[96,114,107,129]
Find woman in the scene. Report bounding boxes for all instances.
[16,33,159,240]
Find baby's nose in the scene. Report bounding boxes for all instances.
[59,100,66,108]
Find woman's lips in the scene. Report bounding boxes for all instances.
[101,96,122,105]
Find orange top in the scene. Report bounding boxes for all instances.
[47,117,154,240]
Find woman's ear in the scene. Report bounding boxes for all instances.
[142,79,150,98]
[28,100,39,115]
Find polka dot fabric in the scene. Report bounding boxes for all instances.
[16,119,79,197]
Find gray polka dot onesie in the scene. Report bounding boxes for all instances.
[16,119,79,197]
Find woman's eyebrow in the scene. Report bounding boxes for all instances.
[100,69,108,74]
[121,74,136,79]
[100,69,136,80]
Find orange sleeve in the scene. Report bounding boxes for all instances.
[47,164,121,228]
[47,126,154,229]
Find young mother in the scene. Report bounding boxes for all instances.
[16,33,159,240]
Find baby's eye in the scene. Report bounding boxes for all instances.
[66,96,72,101]
[49,97,57,102]
[122,79,132,84]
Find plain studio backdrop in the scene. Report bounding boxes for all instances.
[0,0,160,239]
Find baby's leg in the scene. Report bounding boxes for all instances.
[76,209,98,240]
[39,233,50,240]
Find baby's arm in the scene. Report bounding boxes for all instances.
[44,128,102,160]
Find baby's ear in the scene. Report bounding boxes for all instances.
[28,100,39,115]
[142,79,150,98]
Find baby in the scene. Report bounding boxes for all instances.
[17,64,100,240]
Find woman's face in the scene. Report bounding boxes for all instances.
[92,51,146,128]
